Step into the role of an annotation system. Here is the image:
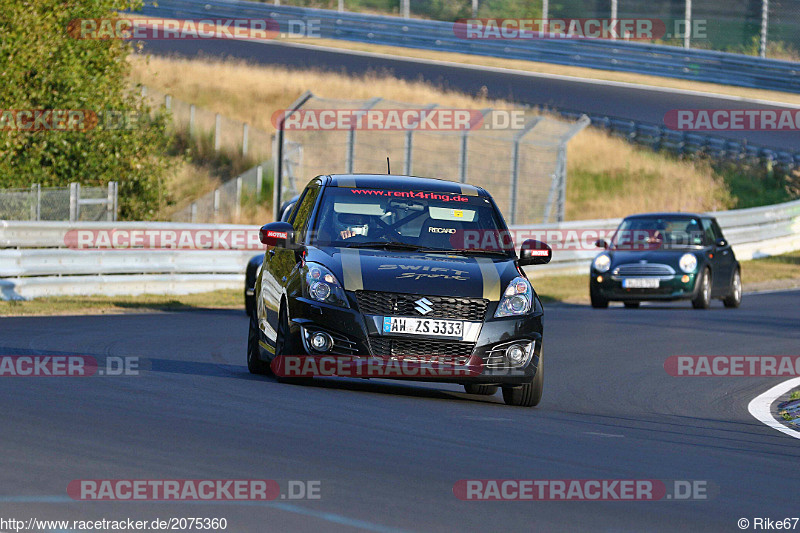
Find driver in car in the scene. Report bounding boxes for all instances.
[338,213,370,240]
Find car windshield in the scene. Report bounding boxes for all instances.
[310,187,513,255]
[611,216,705,250]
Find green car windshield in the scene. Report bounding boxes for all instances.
[611,216,705,250]
[311,187,513,255]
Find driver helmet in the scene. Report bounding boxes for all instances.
[337,213,369,237]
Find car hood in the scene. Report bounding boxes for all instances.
[307,246,520,301]
[605,248,701,267]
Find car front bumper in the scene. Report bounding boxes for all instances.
[278,292,542,385]
[591,270,700,301]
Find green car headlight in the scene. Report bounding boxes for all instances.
[593,253,611,273]
[679,253,698,273]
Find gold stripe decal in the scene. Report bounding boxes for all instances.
[476,258,501,301]
[340,248,364,291]
[338,177,357,188]
[459,184,478,196]
[259,340,276,354]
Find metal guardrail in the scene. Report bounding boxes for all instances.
[516,198,800,276]
[557,110,800,168]
[139,0,800,167]
[2,198,799,299]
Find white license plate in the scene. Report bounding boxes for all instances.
[382,316,463,338]
[622,278,660,289]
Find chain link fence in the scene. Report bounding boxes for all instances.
[171,163,270,223]
[0,183,118,221]
[274,94,589,225]
[268,0,800,59]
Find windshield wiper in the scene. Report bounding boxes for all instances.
[345,241,431,251]
[424,248,510,256]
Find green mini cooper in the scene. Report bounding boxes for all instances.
[589,213,742,309]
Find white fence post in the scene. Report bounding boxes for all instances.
[107,182,118,222]
[610,0,617,40]
[256,165,263,198]
[242,123,249,157]
[684,0,692,49]
[69,183,80,222]
[189,104,195,135]
[235,177,243,219]
[760,0,769,58]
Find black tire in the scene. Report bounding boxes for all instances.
[623,302,640,308]
[244,291,254,318]
[274,302,312,385]
[502,352,543,407]
[723,268,742,308]
[464,384,499,395]
[590,285,609,309]
[691,268,712,309]
[247,314,271,375]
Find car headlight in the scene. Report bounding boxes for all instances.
[679,253,698,273]
[593,253,611,273]
[494,276,533,318]
[304,263,349,308]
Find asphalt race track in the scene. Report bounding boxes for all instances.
[1,290,798,532]
[140,39,800,153]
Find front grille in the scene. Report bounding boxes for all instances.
[356,291,488,321]
[613,264,675,277]
[368,336,474,363]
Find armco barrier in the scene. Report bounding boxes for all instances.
[1,198,799,299]
[0,221,259,300]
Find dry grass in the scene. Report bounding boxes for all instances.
[130,54,736,221]
[157,158,221,219]
[0,290,241,317]
[566,130,733,219]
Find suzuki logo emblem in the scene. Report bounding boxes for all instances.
[414,297,433,315]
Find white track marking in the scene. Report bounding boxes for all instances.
[748,377,800,440]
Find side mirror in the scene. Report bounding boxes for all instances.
[260,222,295,248]
[715,238,727,248]
[595,239,608,249]
[519,239,552,266]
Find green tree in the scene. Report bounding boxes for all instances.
[0,0,173,220]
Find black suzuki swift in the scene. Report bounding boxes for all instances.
[247,174,552,407]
